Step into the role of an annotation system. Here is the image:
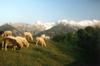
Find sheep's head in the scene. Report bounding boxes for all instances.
[0,31,4,36]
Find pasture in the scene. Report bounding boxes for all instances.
[0,40,73,66]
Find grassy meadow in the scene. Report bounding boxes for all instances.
[0,26,100,66]
[0,40,73,66]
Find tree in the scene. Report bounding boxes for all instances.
[76,26,100,65]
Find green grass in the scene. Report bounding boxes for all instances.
[0,40,74,66]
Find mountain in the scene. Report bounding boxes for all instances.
[10,21,54,35]
[39,23,78,37]
[0,19,100,36]
[11,23,33,32]
[32,21,54,33]
[0,23,15,31]
[38,19,100,37]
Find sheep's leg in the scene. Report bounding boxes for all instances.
[2,41,4,50]
[36,41,38,47]
[43,42,46,47]
[12,46,17,51]
[30,36,33,42]
[4,41,7,51]
[10,39,16,51]
[31,37,33,41]
[44,42,46,47]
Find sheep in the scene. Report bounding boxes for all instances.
[36,37,46,47]
[1,31,13,51]
[3,36,17,51]
[45,36,50,40]
[24,32,33,42]
[35,34,47,47]
[2,31,12,38]
[40,34,50,40]
[2,36,29,51]
[15,36,29,49]
[0,31,4,35]
[1,31,31,51]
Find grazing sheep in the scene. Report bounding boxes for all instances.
[15,36,29,49]
[2,31,12,38]
[41,34,46,38]
[1,31,13,51]
[3,36,17,51]
[35,34,47,47]
[2,36,29,51]
[40,34,50,40]
[45,36,50,40]
[24,32,33,42]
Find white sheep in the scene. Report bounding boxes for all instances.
[3,36,17,51]
[2,31,12,38]
[1,31,13,51]
[2,36,29,51]
[45,36,50,39]
[24,32,33,42]
[15,36,29,48]
[40,34,50,40]
[35,34,47,47]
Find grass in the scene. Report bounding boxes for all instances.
[0,40,74,66]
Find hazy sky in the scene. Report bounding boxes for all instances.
[0,0,100,25]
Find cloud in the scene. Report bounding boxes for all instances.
[57,19,100,27]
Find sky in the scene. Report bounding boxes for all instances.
[0,0,100,25]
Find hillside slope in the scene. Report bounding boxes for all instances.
[0,40,73,66]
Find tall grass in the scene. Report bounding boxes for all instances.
[0,40,73,66]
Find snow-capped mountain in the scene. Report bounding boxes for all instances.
[0,19,100,36]
[10,23,33,33]
[9,21,55,35]
[39,19,100,37]
[32,21,55,31]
